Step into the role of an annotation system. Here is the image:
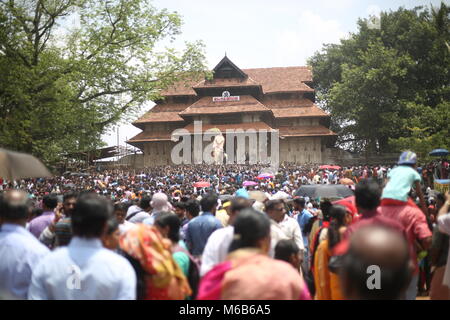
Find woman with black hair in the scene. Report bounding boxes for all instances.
[274,239,302,270]
[119,215,191,300]
[154,212,190,277]
[313,205,351,300]
[197,208,311,300]
[309,200,332,272]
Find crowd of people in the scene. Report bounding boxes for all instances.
[0,151,449,300]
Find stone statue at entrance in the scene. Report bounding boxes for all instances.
[212,132,225,165]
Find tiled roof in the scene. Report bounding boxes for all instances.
[278,125,336,137]
[193,77,260,89]
[244,67,313,94]
[272,105,329,118]
[128,124,336,142]
[179,95,271,116]
[134,112,184,123]
[150,103,189,112]
[262,97,314,109]
[127,131,173,142]
[160,79,199,96]
[133,103,188,124]
[180,122,275,134]
[161,66,314,96]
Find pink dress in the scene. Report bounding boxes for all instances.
[197,252,311,300]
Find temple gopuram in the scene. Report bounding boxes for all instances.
[127,56,337,166]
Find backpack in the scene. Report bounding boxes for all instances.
[173,244,201,299]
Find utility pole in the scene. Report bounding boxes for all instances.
[116,126,119,165]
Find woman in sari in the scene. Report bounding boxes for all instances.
[314,205,352,300]
[197,208,311,300]
[119,223,191,300]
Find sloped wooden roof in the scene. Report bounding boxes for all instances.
[127,131,173,142]
[262,97,314,108]
[180,122,275,134]
[133,103,188,125]
[272,105,329,118]
[161,79,199,96]
[150,103,189,112]
[245,67,313,94]
[179,95,271,116]
[161,65,314,96]
[134,112,184,123]
[212,55,248,78]
[278,125,336,137]
[193,77,260,89]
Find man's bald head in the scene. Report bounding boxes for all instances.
[0,190,30,223]
[340,225,412,300]
[350,226,409,268]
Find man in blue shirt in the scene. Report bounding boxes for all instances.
[185,193,222,257]
[0,190,49,299]
[28,194,136,300]
[295,198,314,265]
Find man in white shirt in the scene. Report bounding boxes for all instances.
[265,199,304,259]
[0,190,49,299]
[28,194,136,300]
[126,195,152,223]
[200,197,251,276]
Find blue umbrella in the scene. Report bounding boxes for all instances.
[429,149,449,157]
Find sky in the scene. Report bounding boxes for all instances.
[101,0,445,148]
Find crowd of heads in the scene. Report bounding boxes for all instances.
[0,153,449,300]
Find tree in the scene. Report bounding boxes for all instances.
[0,0,209,164]
[308,3,450,155]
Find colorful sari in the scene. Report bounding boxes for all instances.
[313,239,344,300]
[197,249,311,300]
[119,224,191,300]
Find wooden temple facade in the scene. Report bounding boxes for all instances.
[127,56,336,166]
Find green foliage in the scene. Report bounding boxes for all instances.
[0,0,209,164]
[308,3,450,155]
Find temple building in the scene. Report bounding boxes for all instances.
[127,56,337,166]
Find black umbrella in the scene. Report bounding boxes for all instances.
[70,172,90,177]
[295,185,354,199]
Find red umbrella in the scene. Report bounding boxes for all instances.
[333,195,355,206]
[333,196,358,221]
[193,181,210,188]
